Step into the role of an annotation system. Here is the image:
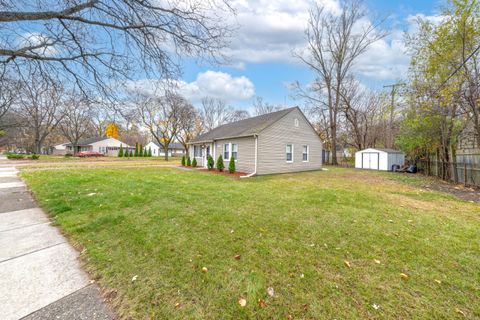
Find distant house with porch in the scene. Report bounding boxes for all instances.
[188,107,323,175]
[65,137,132,156]
[145,141,186,157]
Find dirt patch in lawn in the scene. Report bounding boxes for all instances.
[422,179,480,203]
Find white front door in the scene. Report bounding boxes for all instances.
[203,145,211,168]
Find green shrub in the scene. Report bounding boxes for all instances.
[7,154,25,160]
[143,148,148,157]
[181,156,186,166]
[134,143,139,157]
[216,155,224,172]
[118,144,124,157]
[139,144,144,157]
[192,158,197,167]
[228,156,235,173]
[129,150,133,157]
[65,153,73,158]
[148,147,152,157]
[30,154,40,160]
[207,155,214,170]
[187,156,191,166]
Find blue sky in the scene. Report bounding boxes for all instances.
[168,0,443,110]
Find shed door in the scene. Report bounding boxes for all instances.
[362,152,379,170]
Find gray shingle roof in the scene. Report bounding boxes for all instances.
[375,148,404,154]
[66,136,109,146]
[150,141,185,150]
[190,107,296,143]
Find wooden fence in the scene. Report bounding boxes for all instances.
[417,160,480,187]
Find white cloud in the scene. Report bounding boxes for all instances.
[224,0,416,81]
[125,71,255,103]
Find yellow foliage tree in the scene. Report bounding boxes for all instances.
[105,123,119,139]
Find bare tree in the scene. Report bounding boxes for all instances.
[138,92,185,161]
[17,72,64,153]
[252,96,283,116]
[176,101,202,154]
[0,1,233,95]
[231,109,250,122]
[199,97,234,131]
[0,76,19,131]
[339,79,384,150]
[296,0,386,164]
[58,95,93,155]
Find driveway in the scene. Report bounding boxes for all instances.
[0,159,113,320]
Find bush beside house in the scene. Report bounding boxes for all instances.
[228,156,235,173]
[192,158,197,167]
[207,155,214,170]
[217,155,224,172]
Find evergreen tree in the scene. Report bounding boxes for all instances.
[228,156,235,173]
[139,144,144,157]
[192,158,197,167]
[181,156,186,166]
[207,155,214,170]
[134,143,139,157]
[118,144,124,157]
[129,150,133,157]
[144,147,148,157]
[187,156,191,166]
[148,147,152,157]
[216,155,224,172]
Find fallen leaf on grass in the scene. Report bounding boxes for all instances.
[257,299,267,308]
[434,279,442,284]
[267,287,275,297]
[374,259,381,264]
[372,303,380,310]
[238,297,247,307]
[344,260,351,268]
[174,302,181,308]
[131,275,138,282]
[234,254,241,260]
[87,192,96,196]
[400,273,408,279]
[287,314,294,320]
[455,308,466,317]
[201,267,208,273]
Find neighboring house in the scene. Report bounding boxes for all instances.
[51,143,69,155]
[188,107,323,175]
[355,148,405,171]
[145,141,186,157]
[65,137,132,156]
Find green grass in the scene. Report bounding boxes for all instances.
[28,155,181,162]
[21,167,480,319]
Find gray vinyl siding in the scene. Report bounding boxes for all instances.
[257,108,322,175]
[214,137,255,173]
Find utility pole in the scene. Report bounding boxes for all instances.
[383,83,405,149]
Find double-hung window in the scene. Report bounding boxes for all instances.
[302,145,309,162]
[194,145,202,157]
[231,144,238,159]
[286,144,293,162]
[223,144,230,160]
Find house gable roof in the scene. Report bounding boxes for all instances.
[66,136,129,147]
[148,141,185,150]
[190,107,297,143]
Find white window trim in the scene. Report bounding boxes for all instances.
[302,145,309,162]
[223,143,230,161]
[223,143,239,162]
[286,144,294,163]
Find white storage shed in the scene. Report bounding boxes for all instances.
[355,148,405,171]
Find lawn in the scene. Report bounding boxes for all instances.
[21,167,480,319]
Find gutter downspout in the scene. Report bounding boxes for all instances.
[241,134,257,178]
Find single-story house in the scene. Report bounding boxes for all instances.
[145,141,186,157]
[65,137,132,156]
[355,148,405,171]
[188,107,323,175]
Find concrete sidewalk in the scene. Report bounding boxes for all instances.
[0,164,113,320]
